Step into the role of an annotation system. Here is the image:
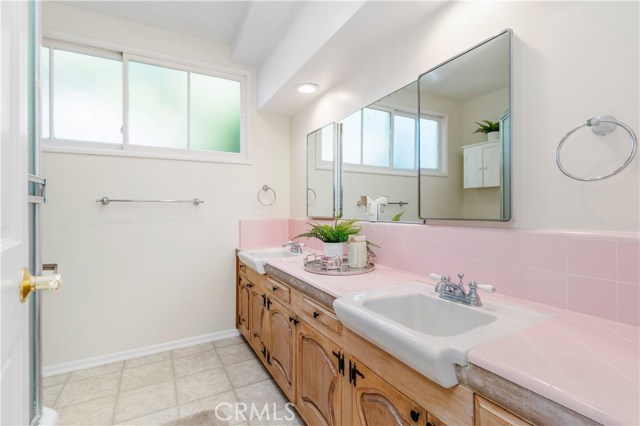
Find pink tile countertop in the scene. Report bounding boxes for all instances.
[263,254,640,426]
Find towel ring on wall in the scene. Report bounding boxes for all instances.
[307,188,316,206]
[556,115,638,182]
[258,185,276,206]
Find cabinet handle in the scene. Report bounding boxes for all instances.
[288,316,299,325]
[410,410,420,422]
[272,286,278,291]
[261,347,266,357]
[261,294,266,306]
[349,361,364,386]
[332,351,345,375]
[267,298,272,310]
[266,350,271,365]
[312,311,320,319]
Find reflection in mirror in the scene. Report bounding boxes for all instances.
[339,81,421,223]
[419,30,511,221]
[307,123,336,218]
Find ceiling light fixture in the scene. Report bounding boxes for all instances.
[295,83,318,94]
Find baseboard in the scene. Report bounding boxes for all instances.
[43,328,241,377]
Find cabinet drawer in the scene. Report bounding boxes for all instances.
[267,277,291,304]
[302,296,341,335]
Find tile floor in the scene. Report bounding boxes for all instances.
[44,336,305,426]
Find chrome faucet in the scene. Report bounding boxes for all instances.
[282,240,304,254]
[432,273,495,307]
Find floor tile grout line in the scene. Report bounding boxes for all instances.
[110,360,126,425]
[171,348,182,419]
[50,372,72,409]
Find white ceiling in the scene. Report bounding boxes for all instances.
[56,1,447,116]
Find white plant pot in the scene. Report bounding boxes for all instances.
[487,131,500,141]
[323,242,345,257]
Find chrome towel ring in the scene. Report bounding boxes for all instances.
[258,185,276,206]
[556,115,637,181]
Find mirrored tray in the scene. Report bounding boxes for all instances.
[303,253,375,276]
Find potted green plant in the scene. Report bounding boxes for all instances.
[473,120,500,141]
[293,217,361,257]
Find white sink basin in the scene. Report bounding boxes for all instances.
[333,281,548,388]
[238,248,302,274]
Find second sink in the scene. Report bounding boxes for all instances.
[333,281,548,388]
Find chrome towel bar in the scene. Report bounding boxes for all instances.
[96,197,204,206]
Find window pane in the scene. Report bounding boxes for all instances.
[393,115,415,169]
[129,61,187,149]
[53,49,122,143]
[320,124,333,161]
[190,73,240,153]
[420,118,439,170]
[340,111,361,164]
[362,108,390,167]
[41,47,50,139]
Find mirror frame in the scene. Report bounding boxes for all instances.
[417,28,513,222]
[306,123,342,219]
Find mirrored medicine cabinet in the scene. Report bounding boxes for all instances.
[306,29,512,223]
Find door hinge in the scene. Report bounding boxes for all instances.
[332,351,345,376]
[28,174,47,204]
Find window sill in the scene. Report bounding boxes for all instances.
[41,142,252,165]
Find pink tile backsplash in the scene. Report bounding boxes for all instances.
[240,218,639,326]
[567,238,616,280]
[567,276,618,321]
[618,241,640,284]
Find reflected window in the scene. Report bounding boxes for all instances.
[339,106,443,173]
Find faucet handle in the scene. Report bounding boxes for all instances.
[468,281,496,293]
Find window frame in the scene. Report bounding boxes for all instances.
[40,34,251,164]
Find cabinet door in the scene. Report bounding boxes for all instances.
[474,395,532,426]
[237,277,251,340]
[249,286,266,355]
[266,297,296,402]
[482,144,501,187]
[464,145,484,188]
[296,320,343,426]
[351,359,425,426]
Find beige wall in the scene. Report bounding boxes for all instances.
[290,1,639,232]
[41,3,290,368]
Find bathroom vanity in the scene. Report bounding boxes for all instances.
[235,253,608,426]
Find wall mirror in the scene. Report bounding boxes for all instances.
[419,29,512,221]
[307,123,337,218]
[338,81,421,223]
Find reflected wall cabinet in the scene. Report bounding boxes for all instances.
[463,141,501,189]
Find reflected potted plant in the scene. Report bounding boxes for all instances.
[473,120,500,141]
[293,217,361,257]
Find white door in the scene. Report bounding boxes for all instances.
[1,1,32,424]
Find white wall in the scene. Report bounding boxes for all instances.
[290,1,639,232]
[41,3,290,367]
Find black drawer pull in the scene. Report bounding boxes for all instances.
[288,316,299,325]
[313,311,320,318]
[272,286,278,291]
[410,410,420,422]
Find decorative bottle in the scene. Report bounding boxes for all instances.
[348,235,367,269]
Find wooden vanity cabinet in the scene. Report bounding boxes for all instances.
[296,319,344,426]
[474,395,532,426]
[265,296,297,402]
[235,260,554,426]
[349,357,425,426]
[237,276,251,340]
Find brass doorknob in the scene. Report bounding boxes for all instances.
[20,267,61,303]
